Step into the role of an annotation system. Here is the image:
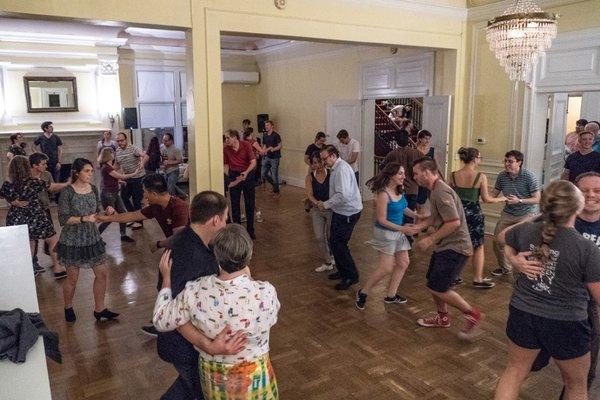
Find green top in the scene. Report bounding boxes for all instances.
[451,172,481,203]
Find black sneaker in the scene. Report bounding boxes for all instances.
[384,294,407,304]
[34,269,41,277]
[473,281,496,289]
[120,235,135,243]
[452,277,464,286]
[54,271,67,280]
[491,267,511,276]
[33,262,45,273]
[355,290,367,310]
[141,325,158,337]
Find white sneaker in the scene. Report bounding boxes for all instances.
[315,263,334,272]
[256,211,264,223]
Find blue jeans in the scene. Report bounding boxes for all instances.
[166,169,187,198]
[261,157,280,193]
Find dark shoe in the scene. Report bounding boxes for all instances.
[141,325,158,337]
[384,294,408,304]
[491,267,511,276]
[94,309,119,321]
[335,278,358,290]
[355,290,367,310]
[120,235,135,243]
[473,280,496,289]
[452,277,464,286]
[328,272,342,280]
[33,262,45,273]
[43,242,50,256]
[54,271,67,280]
[65,307,76,322]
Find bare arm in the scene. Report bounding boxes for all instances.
[48,182,69,193]
[177,322,247,356]
[588,282,600,307]
[97,210,146,224]
[479,174,506,203]
[347,151,359,165]
[305,174,318,204]
[304,155,311,166]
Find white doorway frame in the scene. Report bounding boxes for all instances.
[522,28,600,180]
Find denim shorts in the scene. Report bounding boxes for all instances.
[367,227,411,255]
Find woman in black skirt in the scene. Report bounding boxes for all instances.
[57,158,118,323]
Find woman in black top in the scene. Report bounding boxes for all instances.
[145,136,162,174]
[305,152,333,272]
[6,132,27,161]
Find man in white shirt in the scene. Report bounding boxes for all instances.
[316,145,363,291]
[336,129,361,184]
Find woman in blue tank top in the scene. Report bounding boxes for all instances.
[355,162,424,310]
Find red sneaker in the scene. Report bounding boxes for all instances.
[458,308,483,340]
[417,313,451,328]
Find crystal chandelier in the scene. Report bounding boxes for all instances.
[486,0,558,81]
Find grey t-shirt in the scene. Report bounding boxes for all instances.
[161,145,183,174]
[506,221,600,320]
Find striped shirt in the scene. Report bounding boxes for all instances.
[115,145,145,179]
[494,168,540,217]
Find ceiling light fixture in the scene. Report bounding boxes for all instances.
[486,0,558,81]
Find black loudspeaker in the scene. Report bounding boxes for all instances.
[123,107,139,130]
[257,114,269,133]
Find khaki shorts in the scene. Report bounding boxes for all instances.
[367,227,411,255]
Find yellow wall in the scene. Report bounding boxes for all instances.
[221,84,258,133]
[0,0,466,193]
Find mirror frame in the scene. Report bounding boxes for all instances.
[23,76,79,113]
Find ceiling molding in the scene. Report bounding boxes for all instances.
[336,0,468,18]
[0,31,127,47]
[467,0,586,21]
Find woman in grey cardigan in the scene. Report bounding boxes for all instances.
[56,158,119,323]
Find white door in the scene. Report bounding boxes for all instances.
[582,92,600,123]
[326,100,363,188]
[422,95,452,178]
[543,93,568,187]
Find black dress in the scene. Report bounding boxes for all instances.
[0,178,55,240]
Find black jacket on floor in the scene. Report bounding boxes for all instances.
[0,308,61,364]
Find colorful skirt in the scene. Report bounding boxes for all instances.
[199,354,278,400]
[461,200,485,249]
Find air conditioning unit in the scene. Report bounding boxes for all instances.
[221,71,260,85]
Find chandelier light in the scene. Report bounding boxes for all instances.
[485,0,558,81]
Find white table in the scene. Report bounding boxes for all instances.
[0,225,52,400]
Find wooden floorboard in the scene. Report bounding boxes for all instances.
[4,184,598,399]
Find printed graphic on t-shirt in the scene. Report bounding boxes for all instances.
[582,232,600,247]
[527,243,559,294]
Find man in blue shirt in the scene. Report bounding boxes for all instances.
[316,145,363,290]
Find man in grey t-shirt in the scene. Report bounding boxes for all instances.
[161,133,187,199]
[492,150,541,276]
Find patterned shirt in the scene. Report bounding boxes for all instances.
[153,274,280,364]
[115,144,145,179]
[494,168,540,217]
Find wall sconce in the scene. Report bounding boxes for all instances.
[108,113,119,127]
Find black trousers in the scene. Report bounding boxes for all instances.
[329,211,361,281]
[121,177,144,212]
[228,171,255,235]
[161,362,203,400]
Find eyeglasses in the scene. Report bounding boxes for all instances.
[504,159,518,164]
[116,139,125,143]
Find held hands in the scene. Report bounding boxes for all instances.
[400,224,421,236]
[83,214,97,223]
[506,195,521,205]
[510,251,544,279]
[104,206,116,216]
[316,201,325,210]
[228,175,244,188]
[209,324,247,355]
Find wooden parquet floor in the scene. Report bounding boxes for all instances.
[4,184,599,399]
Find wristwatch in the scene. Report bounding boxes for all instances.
[80,216,85,223]
[518,199,523,204]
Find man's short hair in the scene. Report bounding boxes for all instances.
[41,121,52,132]
[315,131,326,141]
[242,119,251,125]
[29,152,48,167]
[505,150,524,163]
[190,191,228,224]
[577,119,589,126]
[575,171,600,185]
[225,129,240,139]
[396,130,409,147]
[412,156,438,172]
[265,120,274,126]
[337,129,349,139]
[163,132,174,141]
[142,173,168,194]
[117,131,129,141]
[321,144,339,157]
